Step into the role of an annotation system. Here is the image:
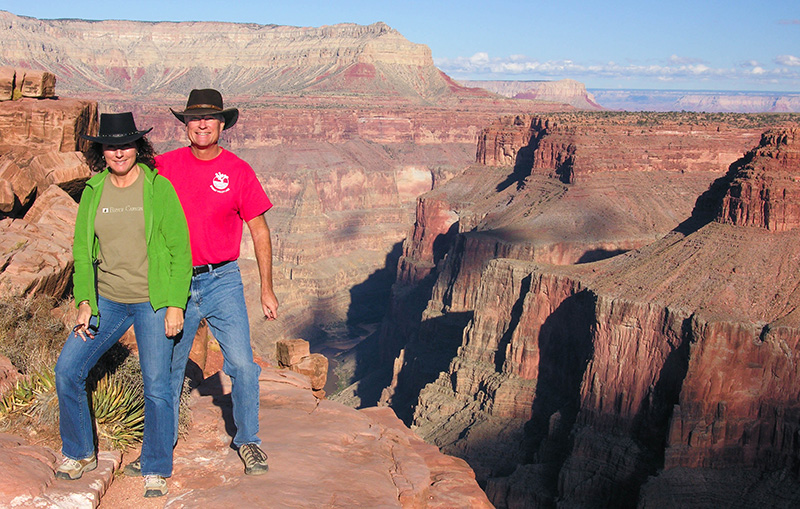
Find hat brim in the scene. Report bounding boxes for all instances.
[170,108,239,130]
[80,128,152,145]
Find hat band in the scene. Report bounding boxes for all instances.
[185,104,223,111]
[101,131,141,138]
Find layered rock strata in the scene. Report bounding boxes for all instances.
[377,113,791,389]
[461,79,603,110]
[0,97,94,300]
[0,10,474,103]
[375,118,800,507]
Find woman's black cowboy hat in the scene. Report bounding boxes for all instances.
[170,88,239,130]
[80,112,152,145]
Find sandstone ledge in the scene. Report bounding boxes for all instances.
[1,364,491,508]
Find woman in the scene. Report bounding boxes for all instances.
[54,112,191,498]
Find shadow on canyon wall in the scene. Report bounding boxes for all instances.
[340,242,404,406]
[390,310,474,423]
[496,143,535,193]
[522,289,595,477]
[347,242,403,326]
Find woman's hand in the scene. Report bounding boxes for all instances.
[165,306,184,338]
[73,301,95,342]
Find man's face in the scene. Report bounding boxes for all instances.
[186,114,225,149]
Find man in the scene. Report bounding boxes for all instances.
[126,89,278,476]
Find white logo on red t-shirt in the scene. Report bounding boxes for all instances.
[211,172,230,193]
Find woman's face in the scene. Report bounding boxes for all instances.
[102,142,137,176]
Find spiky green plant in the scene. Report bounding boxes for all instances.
[0,366,55,416]
[92,371,145,449]
[0,362,146,450]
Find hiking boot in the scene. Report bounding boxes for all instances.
[143,475,168,498]
[55,455,97,480]
[237,443,269,475]
[123,456,142,477]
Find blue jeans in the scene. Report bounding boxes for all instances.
[171,260,261,447]
[55,296,175,477]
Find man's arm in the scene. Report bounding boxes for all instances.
[246,214,279,320]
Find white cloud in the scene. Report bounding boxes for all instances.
[434,52,800,89]
[668,55,706,65]
[776,55,800,66]
[469,52,490,65]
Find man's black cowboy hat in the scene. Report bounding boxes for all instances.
[170,88,239,130]
[80,112,152,145]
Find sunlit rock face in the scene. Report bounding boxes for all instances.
[377,114,800,507]
[0,11,453,102]
[0,96,94,300]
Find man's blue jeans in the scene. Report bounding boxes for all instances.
[55,296,175,477]
[171,260,261,447]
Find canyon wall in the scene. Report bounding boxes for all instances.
[0,10,473,103]
[373,114,800,507]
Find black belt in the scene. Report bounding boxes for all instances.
[192,260,232,276]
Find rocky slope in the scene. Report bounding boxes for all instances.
[373,114,800,507]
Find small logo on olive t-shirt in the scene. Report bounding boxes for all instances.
[101,206,143,213]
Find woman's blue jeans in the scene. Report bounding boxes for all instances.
[170,260,261,448]
[55,296,175,477]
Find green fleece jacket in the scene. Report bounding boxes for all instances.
[73,163,192,315]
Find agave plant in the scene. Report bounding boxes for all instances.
[0,363,146,450]
[92,371,145,449]
[0,366,56,416]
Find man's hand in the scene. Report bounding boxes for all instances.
[247,214,279,321]
[262,288,278,320]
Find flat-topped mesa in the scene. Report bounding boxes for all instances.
[462,78,603,111]
[0,11,455,101]
[718,128,800,231]
[476,112,777,184]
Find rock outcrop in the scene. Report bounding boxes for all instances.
[0,96,93,301]
[374,116,800,507]
[0,354,492,508]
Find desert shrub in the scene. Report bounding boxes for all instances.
[0,342,146,450]
[0,295,67,373]
[0,297,192,449]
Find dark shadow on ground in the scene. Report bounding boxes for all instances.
[195,371,236,449]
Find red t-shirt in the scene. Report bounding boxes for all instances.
[156,147,272,266]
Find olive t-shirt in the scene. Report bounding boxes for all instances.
[94,171,149,303]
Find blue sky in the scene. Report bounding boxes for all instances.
[3,0,799,91]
